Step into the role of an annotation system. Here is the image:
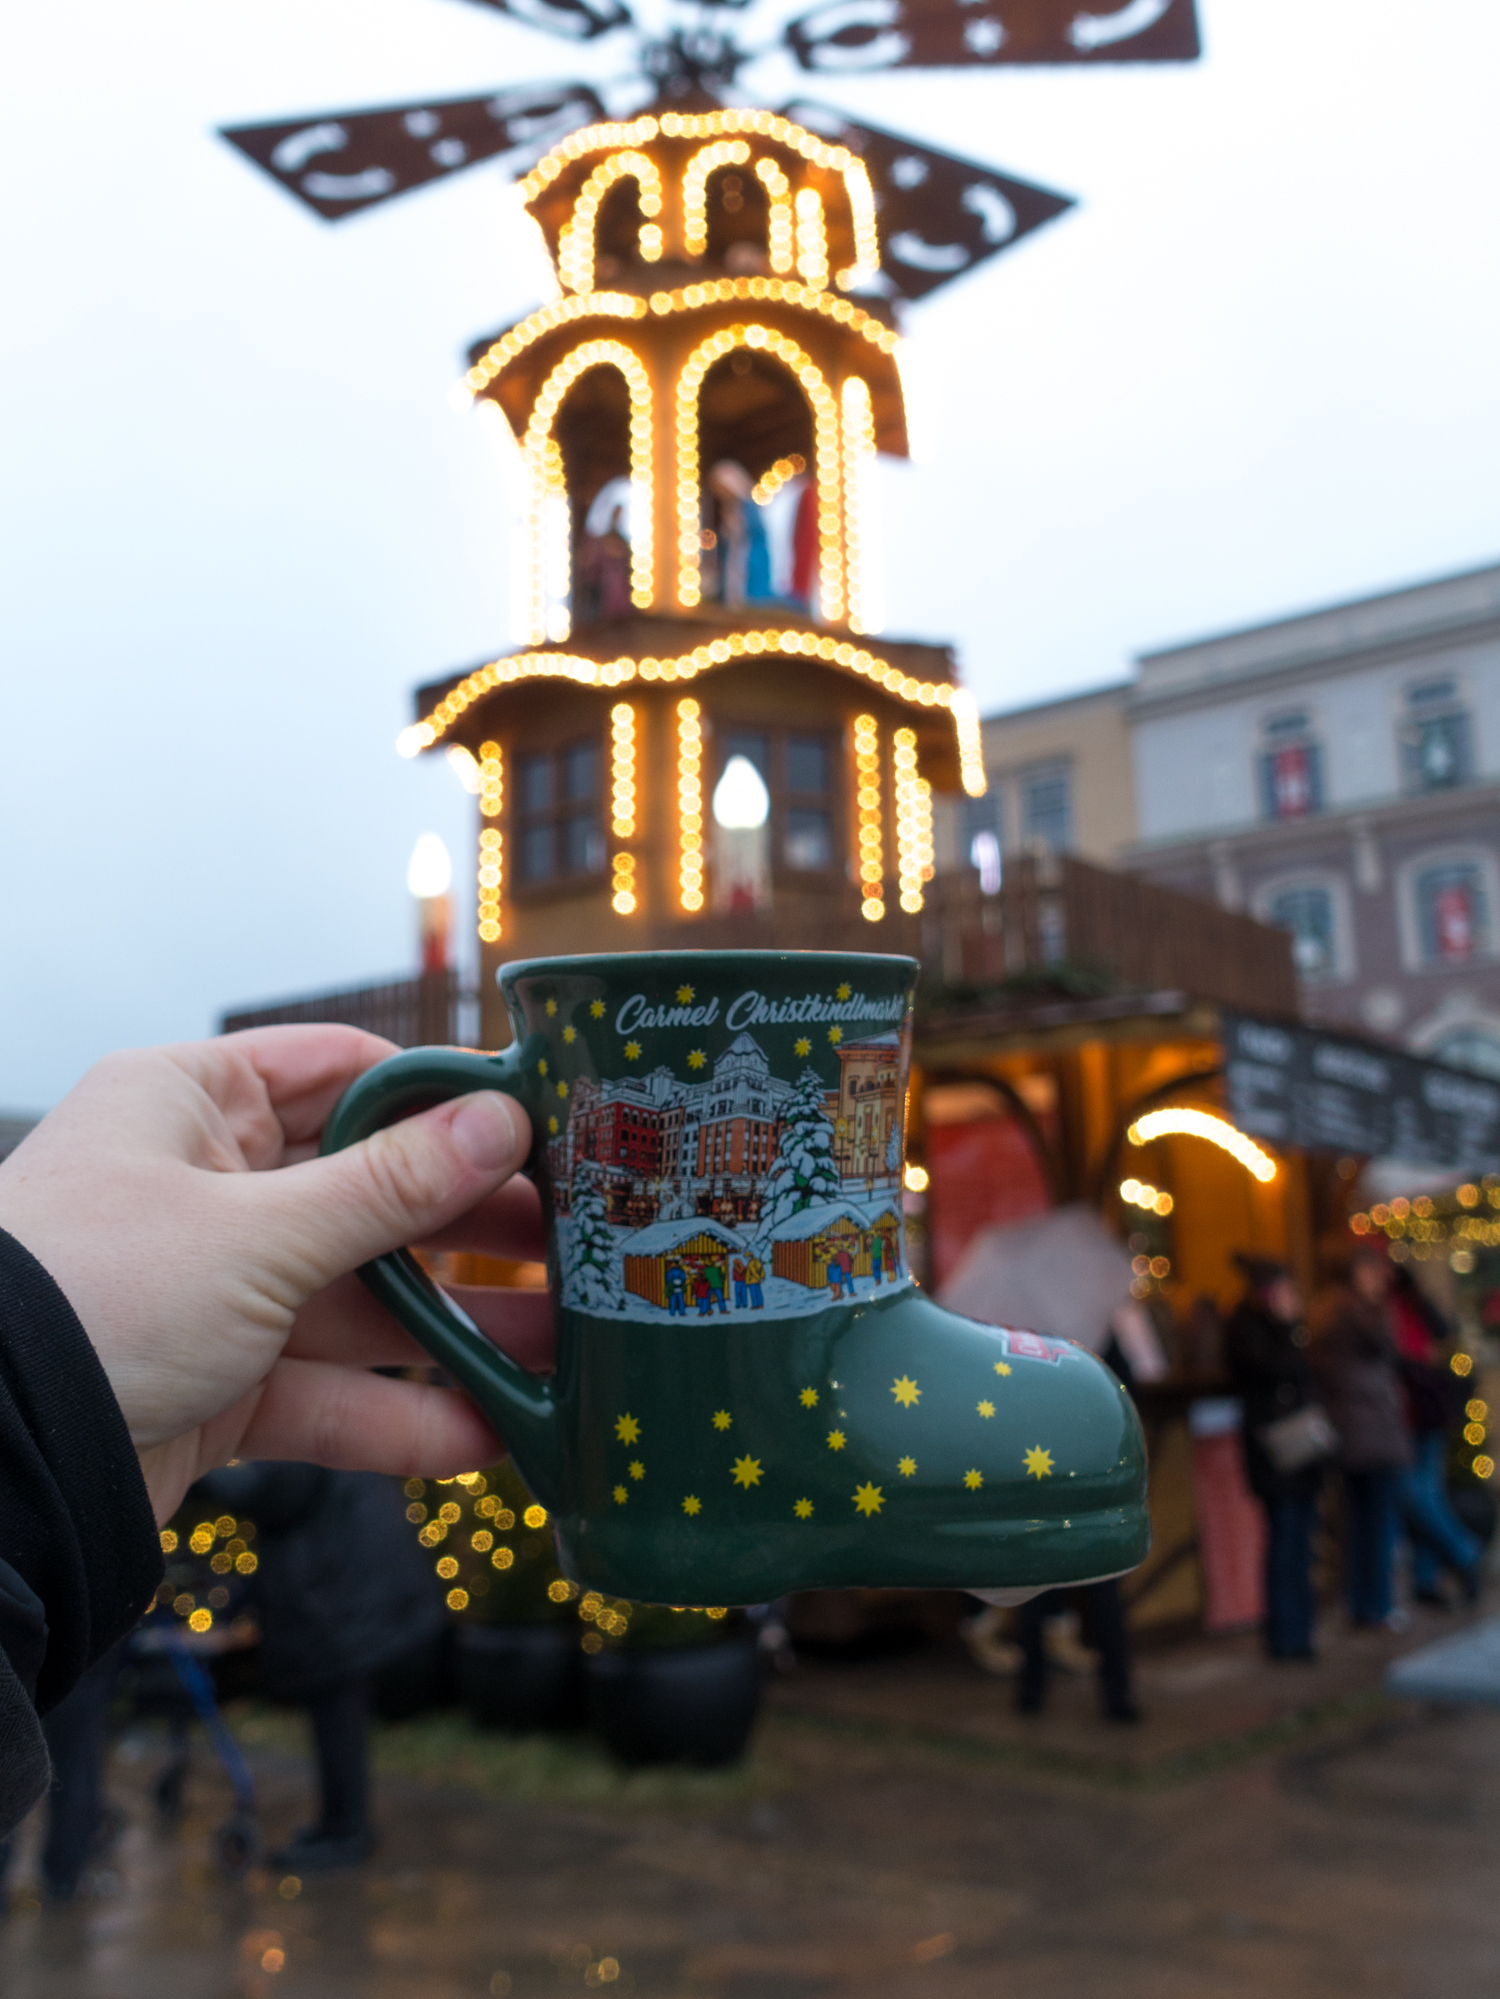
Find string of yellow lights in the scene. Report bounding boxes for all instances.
[841,375,877,634]
[557,151,663,294]
[683,139,751,255]
[1128,1108,1278,1183]
[751,453,805,505]
[461,280,900,399]
[892,728,934,913]
[521,340,654,627]
[677,698,705,910]
[397,631,973,756]
[610,702,638,915]
[756,158,794,273]
[854,713,884,921]
[795,187,829,290]
[477,741,503,942]
[674,325,841,616]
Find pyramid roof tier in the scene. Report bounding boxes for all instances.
[621,1216,747,1256]
[467,282,907,462]
[411,613,967,794]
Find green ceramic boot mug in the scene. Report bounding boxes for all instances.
[321,949,1149,1605]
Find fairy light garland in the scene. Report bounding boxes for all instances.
[683,139,751,255]
[520,340,654,633]
[675,325,841,616]
[892,728,933,913]
[752,453,804,505]
[841,375,878,634]
[951,688,986,798]
[397,632,972,757]
[854,713,884,921]
[756,158,794,273]
[477,739,504,943]
[557,151,664,295]
[1128,1108,1278,1183]
[677,698,705,910]
[610,702,638,915]
[795,187,829,290]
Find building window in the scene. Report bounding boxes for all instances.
[1268,884,1338,980]
[1416,860,1490,964]
[515,738,605,886]
[715,725,837,873]
[1401,679,1471,793]
[1021,764,1071,852]
[785,733,833,869]
[1259,712,1322,821]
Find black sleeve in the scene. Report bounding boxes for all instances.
[0,1559,50,1832]
[0,1228,163,1722]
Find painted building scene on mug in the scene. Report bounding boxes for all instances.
[530,974,915,1321]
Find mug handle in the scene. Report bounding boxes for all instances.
[319,1045,562,1499]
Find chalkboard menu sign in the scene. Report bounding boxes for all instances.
[1222,1013,1500,1173]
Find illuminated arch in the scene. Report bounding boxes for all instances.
[1128,1108,1278,1183]
[557,151,663,295]
[674,323,843,620]
[681,139,751,257]
[521,111,880,287]
[521,340,655,641]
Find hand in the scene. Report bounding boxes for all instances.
[0,1026,553,1521]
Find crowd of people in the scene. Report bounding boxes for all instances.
[1227,1242,1481,1660]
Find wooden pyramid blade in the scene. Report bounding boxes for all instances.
[451,0,633,39]
[221,81,606,221]
[786,0,1200,73]
[784,103,1073,300]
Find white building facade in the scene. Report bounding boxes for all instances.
[1123,562,1500,1077]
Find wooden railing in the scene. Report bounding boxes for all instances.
[221,970,467,1048]
[918,852,1297,1017]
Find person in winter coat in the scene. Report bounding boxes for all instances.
[1225,1255,1324,1661]
[196,1461,447,1870]
[1310,1245,1412,1629]
[1389,1264,1482,1605]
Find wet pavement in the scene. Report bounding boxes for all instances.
[4,1622,1500,1999]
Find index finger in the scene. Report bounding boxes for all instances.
[171,1024,403,1161]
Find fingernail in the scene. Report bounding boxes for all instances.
[450,1092,525,1171]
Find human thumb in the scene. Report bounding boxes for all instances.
[249,1090,532,1292]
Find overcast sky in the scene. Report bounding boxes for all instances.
[2,0,1497,1109]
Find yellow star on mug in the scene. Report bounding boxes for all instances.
[794,1037,811,1057]
[794,1498,814,1520]
[891,1375,920,1408]
[853,1482,883,1516]
[682,1494,702,1517]
[562,1025,577,1043]
[799,1387,819,1408]
[615,1414,641,1445]
[897,1456,917,1478]
[1024,1447,1054,1480]
[612,1485,627,1505]
[590,999,606,1018]
[731,1456,762,1489]
[963,1469,983,1491]
[826,1429,846,1452]
[712,1410,732,1431]
[687,1049,706,1069]
[676,984,695,1003]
